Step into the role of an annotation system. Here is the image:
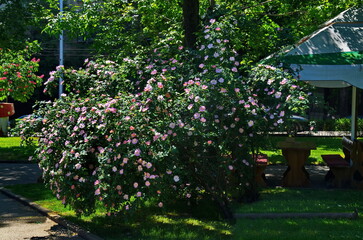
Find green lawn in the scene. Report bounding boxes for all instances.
[6,184,363,240]
[6,183,232,240]
[0,137,37,162]
[233,188,363,240]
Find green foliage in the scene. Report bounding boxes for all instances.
[40,0,363,63]
[0,41,43,102]
[0,0,47,49]
[43,0,184,58]
[311,118,363,132]
[18,17,311,219]
[44,59,133,97]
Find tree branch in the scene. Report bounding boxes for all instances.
[241,0,276,11]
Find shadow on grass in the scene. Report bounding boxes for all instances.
[235,188,363,214]
[0,146,36,162]
[7,184,232,240]
[65,209,232,240]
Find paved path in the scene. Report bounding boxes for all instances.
[264,164,329,188]
[0,163,84,240]
[0,163,42,186]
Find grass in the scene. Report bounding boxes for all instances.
[0,137,37,162]
[233,188,363,240]
[235,188,363,213]
[6,183,232,240]
[233,218,363,240]
[1,135,359,239]
[6,184,363,240]
[259,136,344,165]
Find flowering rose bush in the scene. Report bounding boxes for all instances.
[0,42,43,102]
[19,18,310,219]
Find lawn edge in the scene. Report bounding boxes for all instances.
[0,187,103,240]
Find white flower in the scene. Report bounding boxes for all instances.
[75,163,82,169]
[248,120,254,127]
[275,92,282,98]
[173,175,180,182]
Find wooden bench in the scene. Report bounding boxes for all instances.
[254,154,268,187]
[321,137,354,188]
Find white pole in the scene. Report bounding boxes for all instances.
[351,86,357,140]
[59,0,64,98]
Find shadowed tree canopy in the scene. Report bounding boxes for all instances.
[0,0,46,49]
[40,0,363,62]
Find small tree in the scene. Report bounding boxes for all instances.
[0,42,43,102]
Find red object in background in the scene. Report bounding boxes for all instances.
[0,103,15,117]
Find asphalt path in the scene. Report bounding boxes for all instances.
[0,163,84,240]
[0,163,41,187]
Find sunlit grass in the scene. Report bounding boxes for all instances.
[6,183,363,240]
[0,137,37,162]
[6,183,232,240]
[233,218,363,240]
[234,188,363,214]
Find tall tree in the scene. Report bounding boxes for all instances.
[182,0,200,49]
[0,0,45,49]
[41,0,363,61]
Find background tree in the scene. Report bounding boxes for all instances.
[0,0,46,49]
[42,0,363,63]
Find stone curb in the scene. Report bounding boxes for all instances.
[0,187,103,240]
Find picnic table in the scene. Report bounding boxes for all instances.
[277,137,316,187]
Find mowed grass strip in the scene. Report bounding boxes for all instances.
[6,184,363,240]
[6,183,232,240]
[234,188,363,213]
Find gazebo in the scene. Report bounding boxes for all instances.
[268,7,363,139]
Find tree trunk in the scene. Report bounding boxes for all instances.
[182,0,200,49]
